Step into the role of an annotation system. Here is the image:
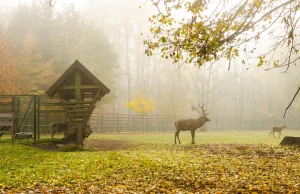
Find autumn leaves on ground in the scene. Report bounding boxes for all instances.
[1,131,300,193]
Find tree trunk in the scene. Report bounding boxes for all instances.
[125,26,131,130]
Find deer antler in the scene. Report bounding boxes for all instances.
[191,104,209,116]
[191,104,201,115]
[199,104,209,116]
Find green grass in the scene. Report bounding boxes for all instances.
[89,130,300,144]
[0,130,300,193]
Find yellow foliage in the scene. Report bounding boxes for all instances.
[0,31,21,95]
[15,33,55,94]
[257,56,265,67]
[125,92,155,116]
[253,0,260,7]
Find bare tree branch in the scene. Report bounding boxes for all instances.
[283,86,300,118]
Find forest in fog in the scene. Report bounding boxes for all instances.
[0,0,300,119]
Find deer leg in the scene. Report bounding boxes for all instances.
[175,131,181,144]
[52,129,55,139]
[278,131,281,138]
[178,131,181,144]
[269,130,273,138]
[191,130,195,144]
[178,132,181,144]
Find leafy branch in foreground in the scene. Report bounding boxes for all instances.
[145,0,300,71]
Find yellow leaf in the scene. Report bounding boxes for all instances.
[253,0,260,7]
[234,49,239,57]
[274,61,278,67]
[249,184,254,191]
[257,56,264,67]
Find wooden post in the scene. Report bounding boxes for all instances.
[75,70,83,148]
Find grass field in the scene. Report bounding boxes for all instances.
[1,130,300,193]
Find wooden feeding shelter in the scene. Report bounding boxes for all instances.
[46,60,110,147]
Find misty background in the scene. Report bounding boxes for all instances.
[0,0,300,131]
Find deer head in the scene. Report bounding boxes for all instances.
[191,104,210,122]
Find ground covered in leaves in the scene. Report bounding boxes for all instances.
[1,132,300,193]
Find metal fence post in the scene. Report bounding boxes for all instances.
[147,116,149,133]
[17,97,20,133]
[101,114,103,133]
[132,115,134,133]
[37,96,40,140]
[163,116,165,133]
[142,116,144,133]
[12,96,16,141]
[117,114,119,133]
[33,95,36,141]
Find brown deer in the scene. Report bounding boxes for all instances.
[51,122,68,139]
[175,104,210,144]
[51,122,93,139]
[269,124,287,138]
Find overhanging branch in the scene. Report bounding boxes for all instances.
[283,86,300,118]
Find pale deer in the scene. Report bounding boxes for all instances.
[175,104,210,144]
[269,124,287,138]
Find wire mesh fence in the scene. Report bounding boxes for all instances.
[88,113,300,133]
[1,95,300,138]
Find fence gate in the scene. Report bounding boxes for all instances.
[14,95,37,140]
[0,96,14,139]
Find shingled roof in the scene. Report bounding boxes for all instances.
[46,60,110,99]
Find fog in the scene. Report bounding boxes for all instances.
[0,0,299,124]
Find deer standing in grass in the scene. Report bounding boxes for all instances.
[269,125,287,138]
[175,104,210,144]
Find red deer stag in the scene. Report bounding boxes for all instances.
[269,125,287,138]
[175,104,210,144]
